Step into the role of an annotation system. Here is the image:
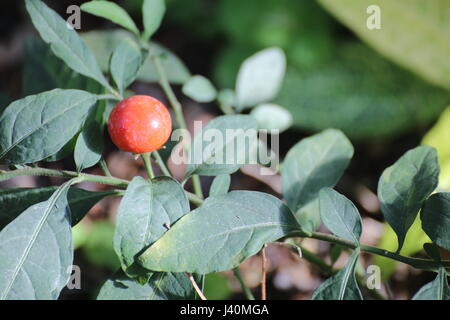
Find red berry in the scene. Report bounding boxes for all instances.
[108,95,172,154]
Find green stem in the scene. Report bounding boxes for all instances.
[142,153,155,180]
[191,175,204,199]
[99,159,112,177]
[152,150,171,177]
[233,267,255,300]
[304,231,450,271]
[0,167,129,188]
[149,51,204,200]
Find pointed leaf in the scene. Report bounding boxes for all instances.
[80,1,139,35]
[0,89,97,164]
[236,48,286,110]
[378,146,439,251]
[0,186,116,230]
[319,188,362,244]
[110,39,143,95]
[114,176,190,276]
[421,192,450,251]
[281,129,354,213]
[187,115,258,177]
[209,174,231,197]
[413,268,450,300]
[250,103,293,133]
[142,0,166,41]
[138,191,300,274]
[25,0,110,89]
[182,75,218,103]
[97,270,194,300]
[0,181,74,299]
[312,250,362,300]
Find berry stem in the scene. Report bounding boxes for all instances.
[142,153,155,180]
[152,150,171,177]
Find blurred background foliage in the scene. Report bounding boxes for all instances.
[1,0,450,299]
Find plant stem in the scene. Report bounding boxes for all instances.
[0,167,129,188]
[296,231,450,271]
[233,267,255,300]
[150,52,204,200]
[188,273,207,300]
[99,159,112,177]
[142,153,155,180]
[261,244,267,300]
[152,150,172,176]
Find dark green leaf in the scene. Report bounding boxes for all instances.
[0,187,118,231]
[138,191,300,274]
[97,269,194,300]
[378,146,439,251]
[209,174,231,197]
[110,39,143,95]
[81,29,190,84]
[281,129,354,213]
[413,268,450,300]
[22,36,102,96]
[74,102,106,172]
[142,0,166,41]
[421,192,450,251]
[25,0,110,89]
[114,176,189,276]
[187,115,258,177]
[319,188,362,244]
[0,89,97,164]
[312,250,362,300]
[0,182,73,299]
[80,1,139,35]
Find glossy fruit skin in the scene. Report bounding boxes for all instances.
[108,95,172,153]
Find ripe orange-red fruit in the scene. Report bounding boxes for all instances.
[108,95,172,154]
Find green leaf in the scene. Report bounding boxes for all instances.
[110,39,143,95]
[0,181,73,299]
[0,186,117,231]
[378,146,439,252]
[413,268,450,300]
[187,115,258,177]
[81,29,190,84]
[22,36,102,96]
[182,75,218,103]
[25,0,110,89]
[281,129,354,213]
[318,0,450,90]
[275,44,450,140]
[44,135,78,162]
[142,0,166,41]
[209,174,231,197]
[114,176,190,276]
[236,47,286,110]
[0,89,97,164]
[250,103,293,133]
[74,100,106,172]
[312,250,362,300]
[319,188,362,244]
[421,192,450,251]
[81,1,139,35]
[97,270,194,300]
[138,191,300,274]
